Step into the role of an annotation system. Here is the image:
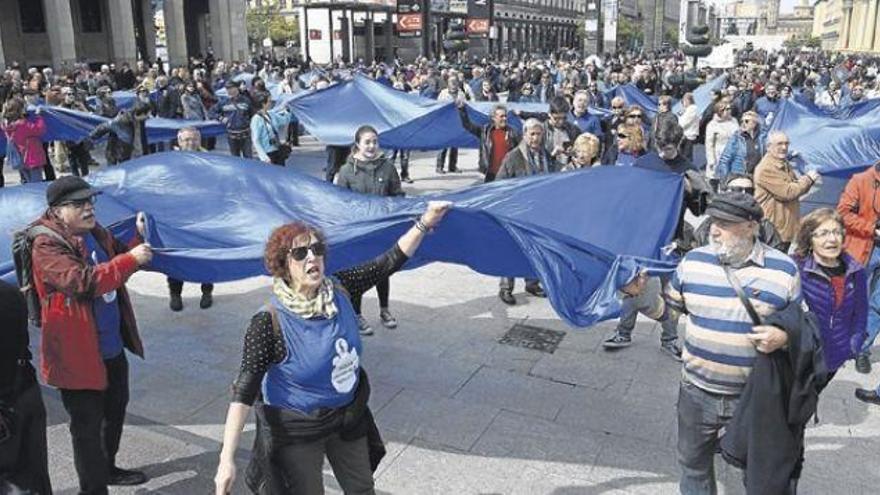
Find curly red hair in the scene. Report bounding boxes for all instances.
[264,222,327,281]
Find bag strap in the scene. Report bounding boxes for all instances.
[721,264,763,326]
[266,300,281,339]
[260,113,282,143]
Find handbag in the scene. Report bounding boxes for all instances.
[4,130,24,171]
[260,114,291,163]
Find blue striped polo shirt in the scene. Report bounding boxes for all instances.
[667,242,802,395]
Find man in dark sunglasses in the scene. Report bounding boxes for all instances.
[26,176,153,490]
[692,174,785,251]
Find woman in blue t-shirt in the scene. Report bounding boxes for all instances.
[214,201,450,494]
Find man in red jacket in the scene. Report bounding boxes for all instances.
[30,176,152,493]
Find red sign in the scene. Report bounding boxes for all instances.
[309,29,322,40]
[466,18,489,35]
[397,13,422,32]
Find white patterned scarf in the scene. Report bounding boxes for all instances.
[272,276,338,319]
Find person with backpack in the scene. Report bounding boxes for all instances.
[2,97,47,184]
[25,176,153,492]
[0,280,51,494]
[213,201,451,494]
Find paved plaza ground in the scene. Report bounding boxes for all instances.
[9,141,880,494]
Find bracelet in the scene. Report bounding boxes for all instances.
[414,219,431,234]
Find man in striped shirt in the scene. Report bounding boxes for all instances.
[665,192,800,494]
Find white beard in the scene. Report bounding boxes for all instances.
[710,237,754,265]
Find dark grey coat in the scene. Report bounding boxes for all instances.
[335,154,404,197]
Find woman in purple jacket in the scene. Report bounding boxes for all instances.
[793,208,868,376]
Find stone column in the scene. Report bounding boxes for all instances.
[863,0,879,52]
[210,0,231,60]
[227,0,249,62]
[0,18,6,69]
[108,0,138,66]
[42,0,77,70]
[164,0,188,66]
[142,0,157,62]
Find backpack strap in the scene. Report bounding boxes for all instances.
[265,300,281,339]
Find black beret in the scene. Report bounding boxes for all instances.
[46,176,100,207]
[706,192,763,223]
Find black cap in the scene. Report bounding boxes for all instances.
[46,176,101,207]
[706,192,763,223]
[224,80,239,89]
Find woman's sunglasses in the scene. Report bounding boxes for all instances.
[288,242,327,261]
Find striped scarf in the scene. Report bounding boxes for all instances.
[272,277,338,320]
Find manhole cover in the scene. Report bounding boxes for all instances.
[498,323,566,354]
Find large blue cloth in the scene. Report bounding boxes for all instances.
[769,97,880,177]
[0,106,226,153]
[0,152,683,327]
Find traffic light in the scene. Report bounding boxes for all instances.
[443,20,469,54]
[682,25,712,65]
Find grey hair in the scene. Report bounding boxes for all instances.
[523,118,543,132]
[768,130,788,144]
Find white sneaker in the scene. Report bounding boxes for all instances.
[357,315,374,336]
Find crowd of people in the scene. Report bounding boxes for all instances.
[3,44,880,495]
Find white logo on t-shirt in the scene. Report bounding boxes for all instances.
[331,338,359,393]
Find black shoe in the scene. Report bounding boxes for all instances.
[499,290,516,305]
[855,353,872,374]
[602,333,632,349]
[108,466,147,486]
[855,388,880,405]
[449,167,461,173]
[199,292,213,309]
[660,341,683,361]
[169,293,183,312]
[525,285,547,298]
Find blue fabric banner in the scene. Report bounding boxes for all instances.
[0,152,683,327]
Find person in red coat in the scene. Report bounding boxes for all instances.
[837,162,880,374]
[30,176,153,493]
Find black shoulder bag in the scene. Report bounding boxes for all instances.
[721,264,763,326]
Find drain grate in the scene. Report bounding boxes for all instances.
[498,323,566,354]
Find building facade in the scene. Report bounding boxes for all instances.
[0,0,248,70]
[294,0,583,64]
[813,0,880,52]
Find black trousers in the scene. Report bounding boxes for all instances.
[351,278,390,315]
[167,277,213,295]
[69,143,92,177]
[0,382,52,495]
[275,433,374,494]
[228,134,253,159]
[436,148,458,171]
[42,143,56,181]
[391,150,410,179]
[60,353,130,495]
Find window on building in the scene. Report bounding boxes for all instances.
[18,0,46,33]
[79,0,103,33]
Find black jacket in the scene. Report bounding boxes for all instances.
[720,301,830,495]
[458,106,521,175]
[0,280,36,405]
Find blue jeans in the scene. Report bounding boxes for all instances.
[677,381,740,495]
[863,246,880,354]
[20,167,43,183]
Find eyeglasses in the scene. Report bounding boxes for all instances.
[812,229,844,240]
[628,114,643,119]
[722,106,732,111]
[727,186,755,195]
[288,242,327,261]
[617,133,630,139]
[612,105,624,110]
[59,196,97,209]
